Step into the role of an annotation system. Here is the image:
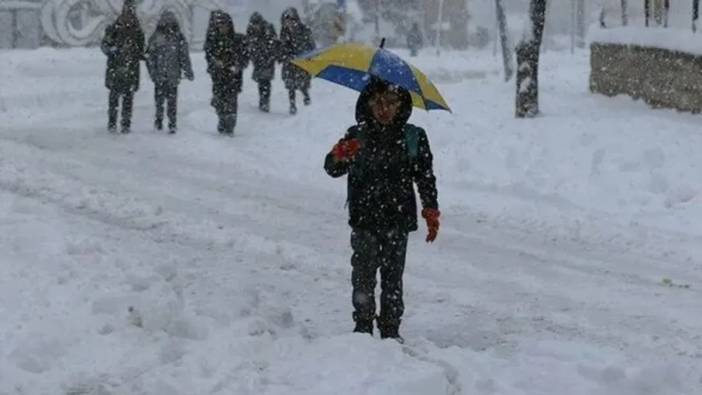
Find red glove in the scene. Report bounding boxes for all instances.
[422,208,440,243]
[331,139,361,162]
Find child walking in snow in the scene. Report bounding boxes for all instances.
[324,79,440,342]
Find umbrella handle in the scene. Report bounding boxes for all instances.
[380,37,386,49]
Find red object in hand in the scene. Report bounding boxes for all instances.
[332,138,361,162]
[422,208,441,243]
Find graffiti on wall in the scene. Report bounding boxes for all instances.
[1,0,223,47]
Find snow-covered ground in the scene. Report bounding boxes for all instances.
[0,47,700,395]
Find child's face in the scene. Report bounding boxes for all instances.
[369,91,402,126]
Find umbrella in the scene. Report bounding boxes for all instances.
[292,41,451,112]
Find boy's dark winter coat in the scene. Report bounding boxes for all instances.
[246,13,279,83]
[204,11,249,115]
[145,12,193,86]
[101,13,145,93]
[324,82,439,232]
[280,8,316,91]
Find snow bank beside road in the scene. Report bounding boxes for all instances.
[1,47,701,394]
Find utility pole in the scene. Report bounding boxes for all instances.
[375,0,380,43]
[435,0,445,56]
[570,0,576,54]
[495,0,513,80]
[576,0,585,47]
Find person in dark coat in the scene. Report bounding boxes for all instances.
[407,22,423,57]
[145,11,194,134]
[101,0,145,134]
[279,7,316,115]
[324,79,440,342]
[204,10,249,136]
[246,12,279,113]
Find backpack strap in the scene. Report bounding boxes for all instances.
[404,125,420,160]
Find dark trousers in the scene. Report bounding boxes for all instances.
[215,94,237,135]
[108,90,134,131]
[211,75,239,134]
[258,80,271,110]
[155,82,178,130]
[288,88,310,107]
[350,228,409,328]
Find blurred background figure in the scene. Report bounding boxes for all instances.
[204,10,249,136]
[145,11,194,134]
[246,12,280,113]
[407,22,423,57]
[280,7,316,115]
[101,0,144,134]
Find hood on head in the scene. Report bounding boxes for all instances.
[122,0,136,13]
[355,77,413,129]
[207,10,234,36]
[250,12,264,24]
[156,11,179,32]
[281,7,301,25]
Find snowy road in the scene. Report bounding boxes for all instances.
[0,48,700,394]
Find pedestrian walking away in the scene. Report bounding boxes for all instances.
[280,7,316,115]
[246,12,279,113]
[204,10,249,136]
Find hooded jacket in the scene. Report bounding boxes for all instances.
[204,11,249,92]
[246,12,279,82]
[145,12,193,85]
[324,80,439,232]
[280,7,316,90]
[101,4,145,93]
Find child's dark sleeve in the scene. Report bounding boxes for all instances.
[324,127,357,178]
[413,129,439,210]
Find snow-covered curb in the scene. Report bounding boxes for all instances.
[589,26,702,55]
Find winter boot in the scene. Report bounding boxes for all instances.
[217,116,225,134]
[168,120,177,134]
[377,318,404,343]
[154,118,163,131]
[121,119,131,134]
[353,313,374,335]
[223,113,237,136]
[108,123,117,134]
[303,90,311,106]
[288,90,297,115]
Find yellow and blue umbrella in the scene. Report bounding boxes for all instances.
[292,42,451,112]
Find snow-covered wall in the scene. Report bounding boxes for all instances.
[590,38,702,113]
[590,26,702,57]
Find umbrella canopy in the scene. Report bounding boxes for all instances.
[292,43,451,112]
